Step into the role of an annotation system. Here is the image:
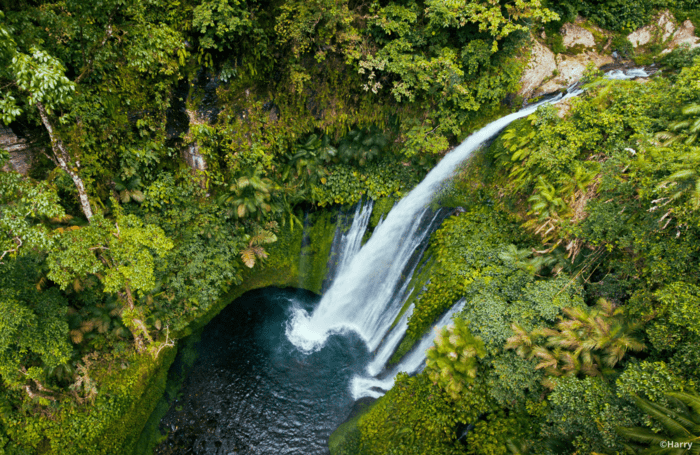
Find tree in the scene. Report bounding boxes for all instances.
[47,203,173,354]
[506,299,645,383]
[426,318,486,400]
[0,20,93,221]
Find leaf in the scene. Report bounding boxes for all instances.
[130,190,145,203]
[240,248,256,268]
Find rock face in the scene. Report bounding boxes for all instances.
[664,20,700,51]
[182,110,208,172]
[0,126,40,175]
[519,38,558,98]
[519,11,699,99]
[626,9,700,51]
[539,52,614,94]
[519,36,613,98]
[561,23,596,48]
[628,10,677,47]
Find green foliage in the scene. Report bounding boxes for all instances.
[575,0,669,32]
[0,35,75,121]
[1,172,65,263]
[543,375,641,453]
[0,256,72,402]
[617,391,700,454]
[193,0,255,52]
[657,103,700,146]
[343,373,491,455]
[47,206,173,350]
[426,319,486,400]
[465,412,530,455]
[506,299,646,382]
[406,207,522,340]
[637,282,700,356]
[0,346,176,455]
[658,45,700,74]
[616,361,691,405]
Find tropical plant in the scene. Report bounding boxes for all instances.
[656,103,700,146]
[222,168,281,220]
[426,317,486,400]
[617,391,700,454]
[654,148,700,209]
[282,134,336,187]
[239,221,279,268]
[114,175,145,204]
[498,244,559,275]
[506,299,645,383]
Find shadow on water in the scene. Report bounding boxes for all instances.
[155,287,371,455]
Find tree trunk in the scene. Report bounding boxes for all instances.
[36,102,94,222]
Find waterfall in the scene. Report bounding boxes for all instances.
[286,87,582,397]
[351,299,467,399]
[322,200,374,291]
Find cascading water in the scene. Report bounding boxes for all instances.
[286,88,582,373]
[351,299,467,399]
[157,75,643,454]
[605,67,651,80]
[321,201,373,291]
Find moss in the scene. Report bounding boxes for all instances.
[298,210,338,291]
[99,348,177,455]
[1,347,178,455]
[369,197,396,229]
[328,401,376,455]
[134,206,341,452]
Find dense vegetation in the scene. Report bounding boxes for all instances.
[336,49,700,454]
[1,0,699,453]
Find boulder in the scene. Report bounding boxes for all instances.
[561,23,596,48]
[628,10,677,47]
[539,52,614,94]
[519,38,558,98]
[663,20,700,52]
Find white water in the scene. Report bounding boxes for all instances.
[351,299,467,399]
[286,88,582,402]
[605,67,650,80]
[336,201,373,276]
[286,89,580,354]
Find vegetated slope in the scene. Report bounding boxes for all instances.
[0,0,699,453]
[333,50,700,455]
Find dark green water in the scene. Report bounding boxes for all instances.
[156,287,371,454]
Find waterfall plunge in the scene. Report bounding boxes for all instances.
[286,88,582,397]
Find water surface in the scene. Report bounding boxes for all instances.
[156,288,370,455]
